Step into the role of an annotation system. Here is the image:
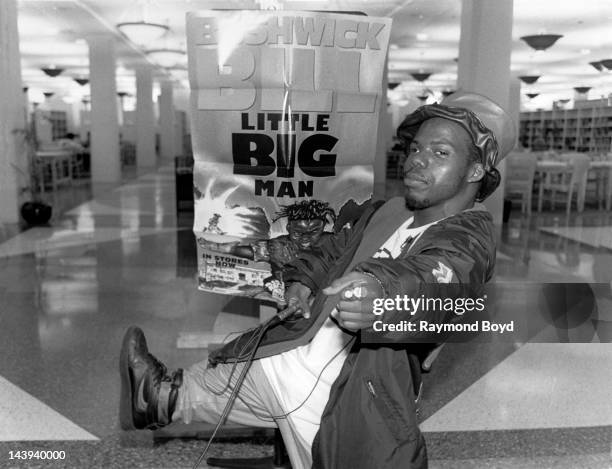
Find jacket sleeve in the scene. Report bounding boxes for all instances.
[355,217,495,343]
[281,200,383,293]
[281,229,355,292]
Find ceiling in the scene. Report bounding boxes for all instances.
[16,0,612,112]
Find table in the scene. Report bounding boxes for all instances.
[536,160,612,211]
[35,149,73,193]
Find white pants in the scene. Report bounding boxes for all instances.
[173,318,351,469]
[174,359,315,469]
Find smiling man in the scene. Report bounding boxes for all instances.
[119,92,516,469]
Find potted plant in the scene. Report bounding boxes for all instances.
[12,125,53,226]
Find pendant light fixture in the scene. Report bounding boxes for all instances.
[520,34,563,51]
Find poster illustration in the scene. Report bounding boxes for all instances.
[186,10,392,302]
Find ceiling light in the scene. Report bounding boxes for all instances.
[525,93,539,99]
[145,48,186,68]
[590,61,604,72]
[519,75,540,85]
[411,72,432,82]
[74,78,89,86]
[387,83,400,90]
[116,21,169,45]
[43,92,55,99]
[41,67,64,77]
[574,87,591,93]
[417,95,429,102]
[416,33,428,41]
[600,59,612,70]
[442,90,455,97]
[520,34,563,51]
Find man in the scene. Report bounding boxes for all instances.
[119,92,516,468]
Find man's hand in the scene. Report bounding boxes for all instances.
[284,282,313,319]
[323,272,385,331]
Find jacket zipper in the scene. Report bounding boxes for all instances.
[366,380,377,397]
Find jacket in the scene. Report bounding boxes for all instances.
[209,197,497,468]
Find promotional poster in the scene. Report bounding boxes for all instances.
[186,10,392,301]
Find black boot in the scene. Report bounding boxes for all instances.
[119,326,183,430]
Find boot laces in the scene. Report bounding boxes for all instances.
[147,353,169,381]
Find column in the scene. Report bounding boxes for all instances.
[508,78,522,149]
[457,0,514,225]
[159,80,175,161]
[374,58,392,200]
[574,89,589,102]
[135,66,156,168]
[0,0,24,223]
[88,34,121,183]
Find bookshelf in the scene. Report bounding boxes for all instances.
[519,100,612,154]
[49,110,67,140]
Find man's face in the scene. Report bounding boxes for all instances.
[287,219,325,250]
[403,117,477,211]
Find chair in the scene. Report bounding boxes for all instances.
[537,153,590,214]
[154,425,290,469]
[207,428,290,468]
[590,153,612,211]
[386,150,406,179]
[504,153,537,214]
[605,154,612,211]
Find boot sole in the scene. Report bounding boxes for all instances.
[119,326,139,431]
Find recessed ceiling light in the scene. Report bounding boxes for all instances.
[416,33,428,41]
[580,48,591,55]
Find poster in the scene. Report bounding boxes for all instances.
[186,10,392,302]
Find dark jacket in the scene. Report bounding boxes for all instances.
[209,197,496,468]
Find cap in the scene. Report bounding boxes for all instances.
[397,91,517,170]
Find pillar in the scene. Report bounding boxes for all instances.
[0,0,24,223]
[457,0,514,225]
[374,58,392,200]
[88,34,121,183]
[135,66,156,167]
[508,78,522,149]
[159,80,175,161]
[574,89,589,102]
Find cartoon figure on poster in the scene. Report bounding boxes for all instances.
[199,200,336,299]
[187,10,392,302]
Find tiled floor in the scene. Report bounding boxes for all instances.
[0,168,611,468]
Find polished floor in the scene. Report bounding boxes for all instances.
[0,166,611,468]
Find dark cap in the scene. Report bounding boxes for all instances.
[397,91,517,170]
